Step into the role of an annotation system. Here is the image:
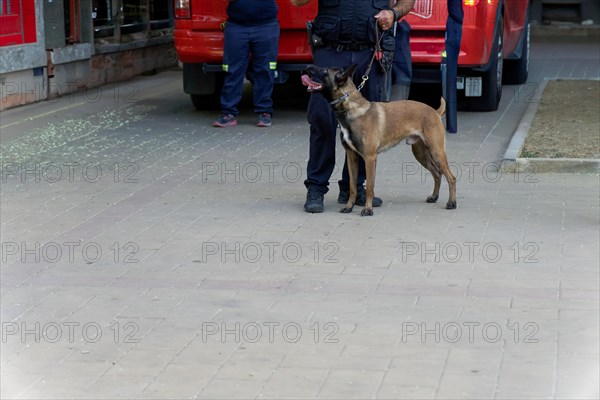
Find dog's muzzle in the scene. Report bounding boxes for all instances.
[301,74,322,92]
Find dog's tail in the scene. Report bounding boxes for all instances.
[436,97,446,117]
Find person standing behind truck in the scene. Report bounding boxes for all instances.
[390,0,413,101]
[213,0,280,128]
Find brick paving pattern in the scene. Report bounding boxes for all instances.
[1,36,598,399]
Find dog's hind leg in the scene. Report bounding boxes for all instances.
[341,149,359,213]
[411,140,441,203]
[428,148,457,209]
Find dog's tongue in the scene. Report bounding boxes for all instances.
[301,74,322,92]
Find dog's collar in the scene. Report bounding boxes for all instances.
[330,92,350,106]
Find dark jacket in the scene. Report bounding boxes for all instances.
[226,0,278,26]
[314,0,391,44]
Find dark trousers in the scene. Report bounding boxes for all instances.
[220,21,280,116]
[304,46,386,194]
[392,21,412,86]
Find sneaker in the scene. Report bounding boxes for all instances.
[213,113,237,128]
[304,189,324,213]
[257,113,272,127]
[338,187,383,207]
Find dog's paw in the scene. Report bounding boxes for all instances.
[446,201,457,210]
[340,206,354,213]
[360,208,374,216]
[426,194,439,203]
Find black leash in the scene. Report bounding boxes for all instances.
[357,22,386,93]
[331,21,388,107]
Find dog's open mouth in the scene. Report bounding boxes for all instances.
[301,74,322,92]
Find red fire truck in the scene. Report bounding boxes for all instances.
[174,0,530,111]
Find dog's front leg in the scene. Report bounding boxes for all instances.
[362,154,377,216]
[341,149,359,213]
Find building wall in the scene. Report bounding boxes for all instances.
[0,1,48,109]
[48,37,175,99]
[0,0,176,111]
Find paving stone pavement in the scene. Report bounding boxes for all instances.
[1,36,599,399]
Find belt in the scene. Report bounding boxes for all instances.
[325,42,373,51]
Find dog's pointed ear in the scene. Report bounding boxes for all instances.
[334,70,346,86]
[346,64,358,79]
[335,64,358,86]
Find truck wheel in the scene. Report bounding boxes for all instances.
[191,93,220,111]
[504,22,530,85]
[461,15,503,112]
[190,73,223,111]
[182,64,224,110]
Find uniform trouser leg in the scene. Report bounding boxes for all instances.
[249,21,279,115]
[391,20,412,102]
[302,47,385,194]
[220,22,250,115]
[304,47,347,194]
[390,84,410,101]
[305,91,339,194]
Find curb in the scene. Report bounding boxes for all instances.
[502,79,600,173]
[531,24,600,39]
[501,80,547,169]
[503,158,600,174]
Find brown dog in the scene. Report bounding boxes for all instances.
[305,64,457,216]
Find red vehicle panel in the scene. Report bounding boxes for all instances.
[174,0,530,111]
[175,0,316,64]
[407,0,522,66]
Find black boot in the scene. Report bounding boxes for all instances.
[304,189,325,213]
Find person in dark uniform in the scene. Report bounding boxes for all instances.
[390,9,413,101]
[292,0,415,213]
[213,0,280,128]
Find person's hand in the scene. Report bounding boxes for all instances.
[375,9,395,31]
[290,0,312,6]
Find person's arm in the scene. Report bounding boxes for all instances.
[376,0,415,30]
[392,0,416,19]
[290,0,312,6]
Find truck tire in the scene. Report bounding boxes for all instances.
[189,73,223,111]
[460,14,503,112]
[182,64,224,110]
[191,93,220,111]
[503,22,530,85]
